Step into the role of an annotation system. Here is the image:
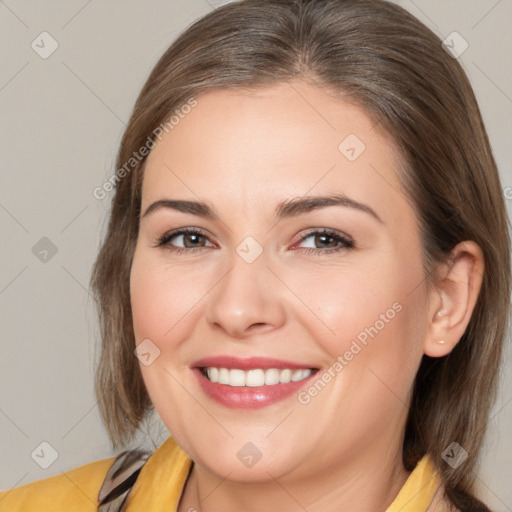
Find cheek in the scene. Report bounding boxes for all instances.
[287,265,426,430]
[284,255,419,346]
[129,249,205,436]
[284,252,427,400]
[130,251,207,345]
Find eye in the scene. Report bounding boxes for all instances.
[294,229,354,255]
[154,227,354,255]
[155,227,215,253]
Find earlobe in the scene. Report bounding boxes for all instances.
[424,304,454,357]
[423,241,484,358]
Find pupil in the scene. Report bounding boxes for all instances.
[185,234,202,247]
[317,234,335,248]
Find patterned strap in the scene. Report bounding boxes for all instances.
[98,449,151,511]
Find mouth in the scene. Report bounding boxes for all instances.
[191,356,319,409]
[199,367,316,386]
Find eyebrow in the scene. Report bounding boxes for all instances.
[141,193,383,224]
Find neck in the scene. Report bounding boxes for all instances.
[178,440,410,512]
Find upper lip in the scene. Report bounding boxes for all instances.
[192,356,317,370]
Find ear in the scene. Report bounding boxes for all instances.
[424,241,485,357]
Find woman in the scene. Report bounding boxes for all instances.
[1,0,509,510]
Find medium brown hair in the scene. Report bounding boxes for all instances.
[90,0,511,509]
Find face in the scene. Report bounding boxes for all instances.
[130,81,430,484]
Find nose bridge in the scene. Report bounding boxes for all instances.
[205,236,286,337]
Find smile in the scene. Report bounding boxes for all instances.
[191,356,319,409]
[201,367,314,387]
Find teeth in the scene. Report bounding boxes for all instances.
[246,369,265,387]
[218,368,229,385]
[291,369,310,382]
[229,369,245,387]
[279,369,292,383]
[204,367,313,386]
[264,368,280,385]
[208,367,219,383]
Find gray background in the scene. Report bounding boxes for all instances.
[1,0,511,509]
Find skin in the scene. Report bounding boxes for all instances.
[130,80,484,512]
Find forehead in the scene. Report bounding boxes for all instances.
[141,81,412,227]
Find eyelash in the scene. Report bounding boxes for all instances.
[155,227,354,255]
[297,228,355,254]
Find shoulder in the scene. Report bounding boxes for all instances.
[0,456,116,512]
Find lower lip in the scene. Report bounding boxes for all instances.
[193,368,316,409]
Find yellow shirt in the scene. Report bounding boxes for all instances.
[0,436,441,511]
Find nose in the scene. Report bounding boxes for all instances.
[205,246,287,340]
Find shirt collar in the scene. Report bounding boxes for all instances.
[124,436,441,511]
